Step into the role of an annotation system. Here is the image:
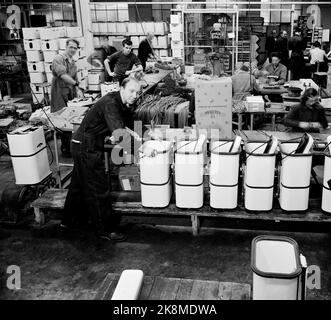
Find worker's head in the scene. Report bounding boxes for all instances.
[280,30,287,38]
[313,41,321,48]
[240,65,250,72]
[120,77,141,105]
[65,39,79,58]
[271,29,277,37]
[146,32,154,41]
[271,53,281,67]
[122,39,133,56]
[294,28,302,36]
[301,88,320,107]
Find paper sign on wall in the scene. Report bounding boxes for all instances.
[322,29,330,42]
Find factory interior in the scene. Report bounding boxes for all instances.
[1,0,331,303]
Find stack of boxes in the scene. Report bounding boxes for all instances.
[193,49,207,73]
[92,21,169,58]
[23,26,88,104]
[170,14,184,59]
[88,69,105,91]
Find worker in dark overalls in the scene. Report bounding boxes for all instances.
[51,38,84,156]
[288,28,307,80]
[60,77,141,241]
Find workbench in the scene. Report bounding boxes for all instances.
[140,68,174,96]
[233,107,289,131]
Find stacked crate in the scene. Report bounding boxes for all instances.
[23,26,88,104]
[170,14,184,59]
[87,69,105,92]
[92,21,169,57]
[23,27,48,104]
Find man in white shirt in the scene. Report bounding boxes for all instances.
[310,41,328,71]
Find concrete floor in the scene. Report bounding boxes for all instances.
[1,225,331,300]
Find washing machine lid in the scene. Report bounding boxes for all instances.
[251,235,302,279]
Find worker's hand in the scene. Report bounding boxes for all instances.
[147,129,163,141]
[143,146,158,157]
[76,88,84,99]
[108,71,115,77]
[125,70,132,76]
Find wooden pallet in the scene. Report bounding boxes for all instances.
[30,188,68,225]
[95,273,250,300]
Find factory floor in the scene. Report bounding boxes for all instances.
[1,225,331,300]
[0,107,331,300]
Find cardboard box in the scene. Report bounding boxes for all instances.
[195,77,232,137]
[92,23,99,33]
[246,96,265,112]
[170,24,182,33]
[27,61,45,73]
[66,26,82,38]
[41,39,59,51]
[116,22,127,34]
[108,22,117,34]
[171,40,183,50]
[157,36,168,48]
[30,83,48,94]
[26,50,44,62]
[88,70,105,84]
[39,27,66,40]
[136,23,144,35]
[30,72,47,84]
[159,50,168,57]
[99,23,108,34]
[24,39,41,51]
[172,49,183,58]
[142,22,155,34]
[155,22,165,35]
[127,23,137,34]
[22,28,41,40]
[171,32,182,42]
[117,3,129,21]
[170,14,181,24]
[131,36,140,48]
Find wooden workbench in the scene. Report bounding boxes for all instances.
[95,273,251,300]
[139,68,173,97]
[31,188,331,236]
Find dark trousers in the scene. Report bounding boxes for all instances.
[141,59,147,71]
[289,53,305,80]
[62,142,120,234]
